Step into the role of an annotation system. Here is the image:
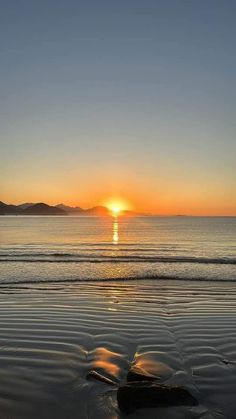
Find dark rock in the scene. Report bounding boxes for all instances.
[117,381,198,414]
[127,365,159,383]
[86,370,118,386]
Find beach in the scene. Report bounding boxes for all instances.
[1,1,235,416]
[0,279,236,419]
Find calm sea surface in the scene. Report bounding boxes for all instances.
[0,216,236,284]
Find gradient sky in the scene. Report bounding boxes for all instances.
[1,0,235,215]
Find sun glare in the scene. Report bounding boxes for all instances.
[111,206,121,216]
[103,198,131,216]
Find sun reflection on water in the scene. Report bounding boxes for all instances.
[112,217,119,244]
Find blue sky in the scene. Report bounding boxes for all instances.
[1,0,235,214]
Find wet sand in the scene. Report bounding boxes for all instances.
[0,279,236,419]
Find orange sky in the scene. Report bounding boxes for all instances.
[1,170,235,215]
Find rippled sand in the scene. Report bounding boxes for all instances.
[0,280,236,419]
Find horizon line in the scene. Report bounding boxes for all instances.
[0,200,235,217]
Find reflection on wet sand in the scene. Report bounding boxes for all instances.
[131,352,174,381]
[90,347,122,379]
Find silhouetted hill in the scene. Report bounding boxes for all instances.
[0,201,22,215]
[121,209,147,217]
[84,206,110,216]
[0,201,149,216]
[56,204,111,216]
[23,203,67,216]
[56,204,83,214]
[18,203,34,210]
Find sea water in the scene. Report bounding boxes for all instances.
[0,216,235,284]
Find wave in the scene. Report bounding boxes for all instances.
[0,254,235,264]
[1,273,236,287]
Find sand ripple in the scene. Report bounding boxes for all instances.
[0,280,236,418]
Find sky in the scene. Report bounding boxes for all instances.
[0,0,235,215]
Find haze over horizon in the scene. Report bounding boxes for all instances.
[0,199,235,217]
[1,1,236,215]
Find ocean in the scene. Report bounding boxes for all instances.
[1,215,235,284]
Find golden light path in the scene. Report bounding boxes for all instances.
[112,218,119,244]
[102,197,131,244]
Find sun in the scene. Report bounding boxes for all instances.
[103,198,131,216]
[110,205,122,216]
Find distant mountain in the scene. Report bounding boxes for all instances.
[23,203,67,216]
[0,201,110,216]
[18,203,34,210]
[0,201,22,215]
[56,204,83,214]
[56,204,110,216]
[121,209,147,217]
[84,206,110,216]
[0,201,148,216]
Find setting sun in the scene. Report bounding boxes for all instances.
[110,206,121,216]
[103,198,131,216]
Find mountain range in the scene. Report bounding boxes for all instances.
[0,201,142,216]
